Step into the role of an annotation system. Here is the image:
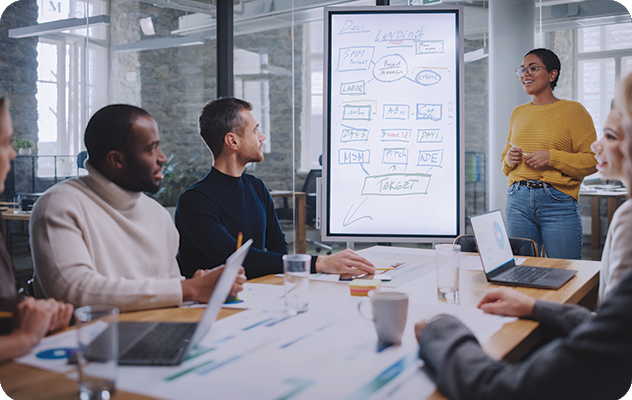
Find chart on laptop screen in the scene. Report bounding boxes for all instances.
[471,211,514,273]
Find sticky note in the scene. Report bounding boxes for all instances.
[349,279,381,297]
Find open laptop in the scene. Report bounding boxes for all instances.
[82,239,252,366]
[469,210,576,289]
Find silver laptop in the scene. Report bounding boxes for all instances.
[469,210,576,289]
[82,239,252,366]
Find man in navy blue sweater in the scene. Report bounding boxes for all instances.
[175,98,375,279]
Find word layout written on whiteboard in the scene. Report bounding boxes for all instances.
[327,9,460,237]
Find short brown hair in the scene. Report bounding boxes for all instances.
[198,97,252,158]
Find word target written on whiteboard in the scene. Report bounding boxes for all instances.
[323,6,464,243]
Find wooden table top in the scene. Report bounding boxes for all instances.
[1,209,31,221]
[0,254,600,400]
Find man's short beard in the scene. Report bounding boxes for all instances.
[120,176,160,193]
[118,152,161,193]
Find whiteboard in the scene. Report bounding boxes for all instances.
[322,6,464,242]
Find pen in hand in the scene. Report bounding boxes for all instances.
[226,232,244,304]
[508,141,528,156]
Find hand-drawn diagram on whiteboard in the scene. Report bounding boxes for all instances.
[327,9,460,237]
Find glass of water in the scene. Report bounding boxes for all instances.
[74,305,119,400]
[283,254,311,315]
[435,244,461,299]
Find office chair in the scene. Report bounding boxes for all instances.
[276,170,332,254]
[302,170,332,254]
[77,150,88,169]
[454,234,539,257]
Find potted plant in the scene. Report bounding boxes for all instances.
[151,153,206,218]
[58,156,74,176]
[14,138,35,156]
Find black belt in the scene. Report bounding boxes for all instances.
[519,180,546,189]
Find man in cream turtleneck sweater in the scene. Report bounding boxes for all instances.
[30,104,246,312]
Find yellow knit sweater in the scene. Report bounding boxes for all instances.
[501,100,597,200]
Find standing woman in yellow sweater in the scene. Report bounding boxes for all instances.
[502,48,597,259]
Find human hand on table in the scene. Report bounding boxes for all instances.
[15,297,73,346]
[183,266,247,303]
[414,314,450,342]
[315,249,376,277]
[477,287,536,317]
[524,150,550,169]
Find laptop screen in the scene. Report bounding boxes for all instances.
[185,239,253,352]
[469,210,514,274]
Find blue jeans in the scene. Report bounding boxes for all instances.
[505,181,582,259]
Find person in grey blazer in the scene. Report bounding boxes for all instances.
[415,72,632,400]
[416,279,632,400]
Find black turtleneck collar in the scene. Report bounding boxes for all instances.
[207,167,244,190]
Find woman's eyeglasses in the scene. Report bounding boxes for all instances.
[515,65,542,77]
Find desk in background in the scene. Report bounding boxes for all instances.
[579,188,628,248]
[0,249,600,400]
[1,209,31,261]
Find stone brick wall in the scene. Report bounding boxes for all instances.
[126,7,304,204]
[108,0,142,105]
[235,26,304,191]
[0,0,39,199]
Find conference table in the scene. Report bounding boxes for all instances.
[0,249,600,400]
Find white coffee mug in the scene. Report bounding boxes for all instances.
[360,290,409,346]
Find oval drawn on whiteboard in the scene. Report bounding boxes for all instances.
[415,70,441,86]
[373,54,408,83]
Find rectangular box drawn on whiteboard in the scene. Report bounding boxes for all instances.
[343,105,372,121]
[340,80,366,95]
[418,149,444,167]
[415,40,445,54]
[361,173,431,196]
[381,128,412,142]
[339,148,371,165]
[416,104,443,121]
[382,148,408,165]
[337,46,375,72]
[341,126,369,142]
[417,129,443,143]
[382,104,409,120]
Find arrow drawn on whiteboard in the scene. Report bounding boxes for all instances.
[425,167,434,174]
[389,165,397,171]
[343,197,372,227]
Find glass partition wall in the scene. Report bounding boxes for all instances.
[1,0,630,257]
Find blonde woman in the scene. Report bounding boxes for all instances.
[0,97,73,363]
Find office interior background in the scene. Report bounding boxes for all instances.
[0,0,630,261]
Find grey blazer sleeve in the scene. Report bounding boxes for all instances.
[531,299,592,338]
[417,273,632,400]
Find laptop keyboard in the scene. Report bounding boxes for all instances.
[121,323,196,361]
[497,265,550,283]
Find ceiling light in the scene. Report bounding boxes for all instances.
[140,17,156,36]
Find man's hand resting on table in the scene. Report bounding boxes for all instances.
[181,266,247,303]
[314,249,375,277]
